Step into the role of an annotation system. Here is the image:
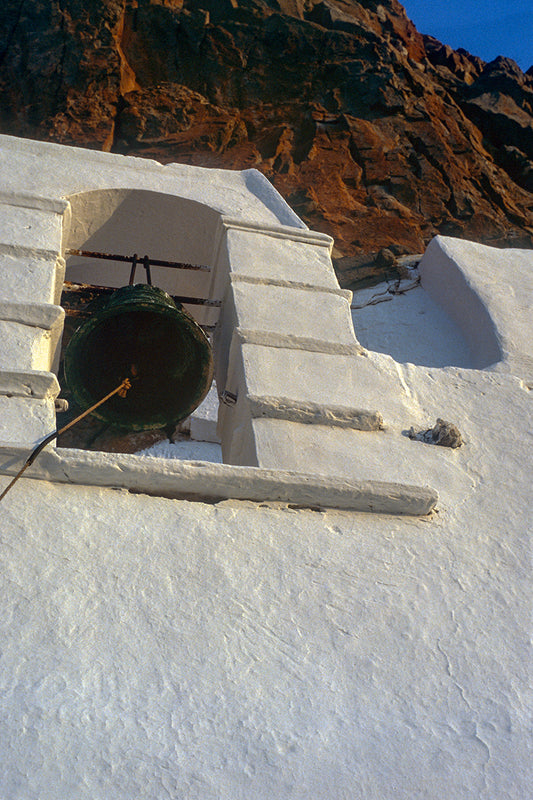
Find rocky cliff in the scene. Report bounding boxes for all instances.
[1,0,532,286]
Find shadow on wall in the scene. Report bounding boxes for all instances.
[350,281,475,368]
[63,188,222,319]
[350,243,503,370]
[351,279,501,370]
[419,241,502,370]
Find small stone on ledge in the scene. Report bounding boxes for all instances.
[409,418,463,448]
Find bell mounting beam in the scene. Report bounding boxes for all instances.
[66,248,212,272]
[62,281,221,309]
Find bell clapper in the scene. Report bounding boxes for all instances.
[117,377,132,398]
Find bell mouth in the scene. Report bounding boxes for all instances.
[63,284,214,430]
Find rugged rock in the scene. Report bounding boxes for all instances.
[1,0,532,287]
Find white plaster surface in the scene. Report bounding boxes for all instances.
[351,278,474,368]
[137,438,222,462]
[0,476,529,799]
[0,370,59,399]
[0,251,64,304]
[0,396,55,442]
[0,136,531,798]
[0,321,55,371]
[224,227,337,288]
[0,135,306,230]
[1,444,435,516]
[0,202,63,252]
[189,382,221,444]
[420,236,533,380]
[231,280,356,345]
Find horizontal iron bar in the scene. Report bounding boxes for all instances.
[62,282,221,308]
[173,295,221,307]
[66,248,212,272]
[65,308,218,331]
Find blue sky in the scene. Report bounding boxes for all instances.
[401,0,532,71]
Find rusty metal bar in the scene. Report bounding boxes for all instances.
[142,254,152,286]
[62,281,221,308]
[172,295,221,307]
[66,248,212,272]
[66,296,220,311]
[129,253,138,285]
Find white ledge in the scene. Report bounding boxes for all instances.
[0,301,64,329]
[0,243,61,261]
[0,444,438,516]
[0,191,69,214]
[236,328,365,356]
[230,272,352,300]
[247,395,384,431]
[0,370,60,399]
[221,215,333,247]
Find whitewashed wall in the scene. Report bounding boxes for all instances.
[0,136,531,799]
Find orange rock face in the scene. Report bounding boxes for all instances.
[1,0,532,286]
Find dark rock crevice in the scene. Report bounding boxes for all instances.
[0,0,26,68]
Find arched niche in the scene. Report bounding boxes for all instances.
[62,188,222,315]
[58,188,225,456]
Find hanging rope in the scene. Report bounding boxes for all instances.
[0,378,132,503]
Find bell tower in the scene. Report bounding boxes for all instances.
[0,134,436,515]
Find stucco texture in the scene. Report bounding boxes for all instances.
[0,471,529,800]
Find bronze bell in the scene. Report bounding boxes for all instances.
[63,284,214,430]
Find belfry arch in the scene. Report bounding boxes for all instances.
[62,188,222,319]
[0,133,435,512]
[58,188,225,453]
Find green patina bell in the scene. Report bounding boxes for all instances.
[63,284,214,430]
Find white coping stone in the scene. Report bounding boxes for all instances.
[224,227,339,289]
[237,343,383,409]
[0,370,60,399]
[230,280,357,345]
[247,395,383,431]
[0,300,64,329]
[0,444,437,515]
[0,304,64,374]
[230,272,352,298]
[235,327,363,355]
[0,135,306,229]
[222,216,331,243]
[0,252,65,304]
[0,202,63,252]
[0,189,69,214]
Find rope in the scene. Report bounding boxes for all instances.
[0,378,132,503]
[351,276,421,310]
